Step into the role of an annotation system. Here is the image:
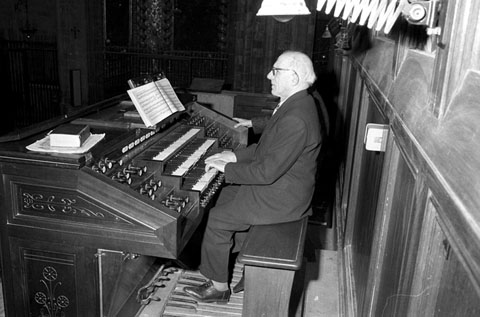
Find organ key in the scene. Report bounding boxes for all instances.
[163,138,216,177]
[152,127,201,161]
[182,161,219,193]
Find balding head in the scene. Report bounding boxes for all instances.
[267,51,316,101]
[280,51,317,87]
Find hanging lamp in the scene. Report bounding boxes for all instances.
[257,0,311,23]
[322,26,332,38]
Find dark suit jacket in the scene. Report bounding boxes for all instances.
[224,89,322,225]
[251,90,328,139]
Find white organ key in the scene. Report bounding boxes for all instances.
[192,169,218,192]
[172,167,189,176]
[171,139,216,176]
[153,128,201,161]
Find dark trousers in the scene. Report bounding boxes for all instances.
[199,185,251,283]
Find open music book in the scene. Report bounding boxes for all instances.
[127,75,185,127]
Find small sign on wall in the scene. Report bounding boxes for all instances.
[364,123,389,152]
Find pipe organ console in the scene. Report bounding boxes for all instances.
[0,98,248,316]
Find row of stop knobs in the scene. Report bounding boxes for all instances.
[110,164,148,184]
[161,193,190,213]
[205,126,219,137]
[187,115,206,126]
[138,179,163,200]
[218,135,232,148]
[91,158,118,173]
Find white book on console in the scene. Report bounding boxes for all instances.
[49,124,91,148]
[127,78,185,127]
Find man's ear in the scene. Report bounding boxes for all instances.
[291,72,300,86]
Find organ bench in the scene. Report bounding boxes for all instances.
[238,217,309,317]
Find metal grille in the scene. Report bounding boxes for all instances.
[103,50,229,97]
[2,40,61,130]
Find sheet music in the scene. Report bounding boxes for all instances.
[127,81,177,127]
[155,78,186,113]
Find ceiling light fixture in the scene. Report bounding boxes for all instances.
[257,0,311,23]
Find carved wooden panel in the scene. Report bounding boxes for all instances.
[6,175,136,227]
[17,184,132,223]
[8,237,97,316]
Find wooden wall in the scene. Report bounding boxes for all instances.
[335,0,480,315]
[0,0,105,109]
[56,0,105,109]
[232,0,317,93]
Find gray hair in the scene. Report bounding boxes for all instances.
[281,51,317,87]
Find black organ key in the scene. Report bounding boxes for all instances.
[163,138,216,176]
[152,127,201,161]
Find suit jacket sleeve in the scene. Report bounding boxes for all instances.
[234,143,257,163]
[251,116,269,135]
[225,115,307,185]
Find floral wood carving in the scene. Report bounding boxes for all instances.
[18,185,133,224]
[34,266,70,317]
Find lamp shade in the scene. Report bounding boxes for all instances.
[257,0,311,17]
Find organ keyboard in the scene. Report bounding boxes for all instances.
[165,138,216,176]
[152,127,201,161]
[0,96,248,316]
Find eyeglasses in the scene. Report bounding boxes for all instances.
[270,67,297,77]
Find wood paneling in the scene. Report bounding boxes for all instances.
[365,137,425,316]
[410,194,480,316]
[434,244,480,316]
[407,196,445,316]
[344,92,387,316]
[336,1,480,315]
[8,237,97,316]
[232,0,317,93]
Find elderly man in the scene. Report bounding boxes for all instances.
[184,50,323,303]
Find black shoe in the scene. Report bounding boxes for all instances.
[184,280,231,303]
[232,275,244,293]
